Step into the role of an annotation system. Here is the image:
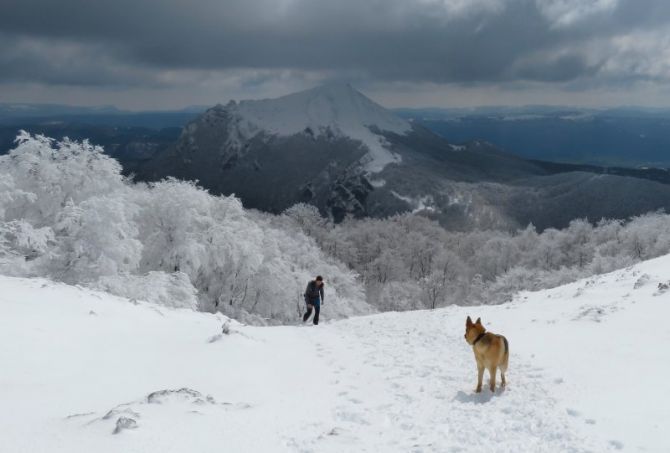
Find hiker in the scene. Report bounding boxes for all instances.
[303,275,325,325]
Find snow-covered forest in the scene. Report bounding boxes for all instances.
[284,204,670,310]
[2,132,670,323]
[0,133,366,324]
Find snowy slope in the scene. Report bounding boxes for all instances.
[226,83,411,172]
[2,255,670,452]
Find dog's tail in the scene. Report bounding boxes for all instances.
[502,336,509,355]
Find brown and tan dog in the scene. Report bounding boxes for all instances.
[464,316,509,393]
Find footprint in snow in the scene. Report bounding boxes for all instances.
[335,409,369,425]
[566,408,580,417]
[609,440,624,450]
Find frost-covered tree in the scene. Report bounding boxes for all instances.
[96,271,198,310]
[0,134,367,322]
[0,132,125,226]
[48,195,142,283]
[288,204,670,311]
[0,219,53,276]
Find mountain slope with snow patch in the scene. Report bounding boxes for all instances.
[138,85,670,229]
[2,254,669,452]
[230,83,410,173]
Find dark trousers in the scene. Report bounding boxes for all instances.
[303,299,321,325]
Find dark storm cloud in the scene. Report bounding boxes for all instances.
[0,34,162,87]
[0,0,669,89]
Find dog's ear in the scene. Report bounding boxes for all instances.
[475,317,482,325]
[466,316,473,326]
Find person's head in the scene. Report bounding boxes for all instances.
[315,275,324,286]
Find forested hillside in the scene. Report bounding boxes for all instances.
[2,132,670,323]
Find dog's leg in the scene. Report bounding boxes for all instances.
[476,364,484,393]
[489,365,497,392]
[501,350,509,389]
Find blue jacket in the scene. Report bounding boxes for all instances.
[304,280,324,304]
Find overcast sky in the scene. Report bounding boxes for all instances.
[1,0,670,109]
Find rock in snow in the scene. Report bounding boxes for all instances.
[112,417,137,435]
[1,253,670,451]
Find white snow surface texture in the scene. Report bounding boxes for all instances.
[225,83,411,172]
[2,254,670,452]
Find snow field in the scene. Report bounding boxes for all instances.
[1,253,670,452]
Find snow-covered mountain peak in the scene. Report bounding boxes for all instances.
[233,83,410,136]
[224,83,411,172]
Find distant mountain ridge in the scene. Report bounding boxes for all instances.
[130,85,670,230]
[397,106,670,167]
